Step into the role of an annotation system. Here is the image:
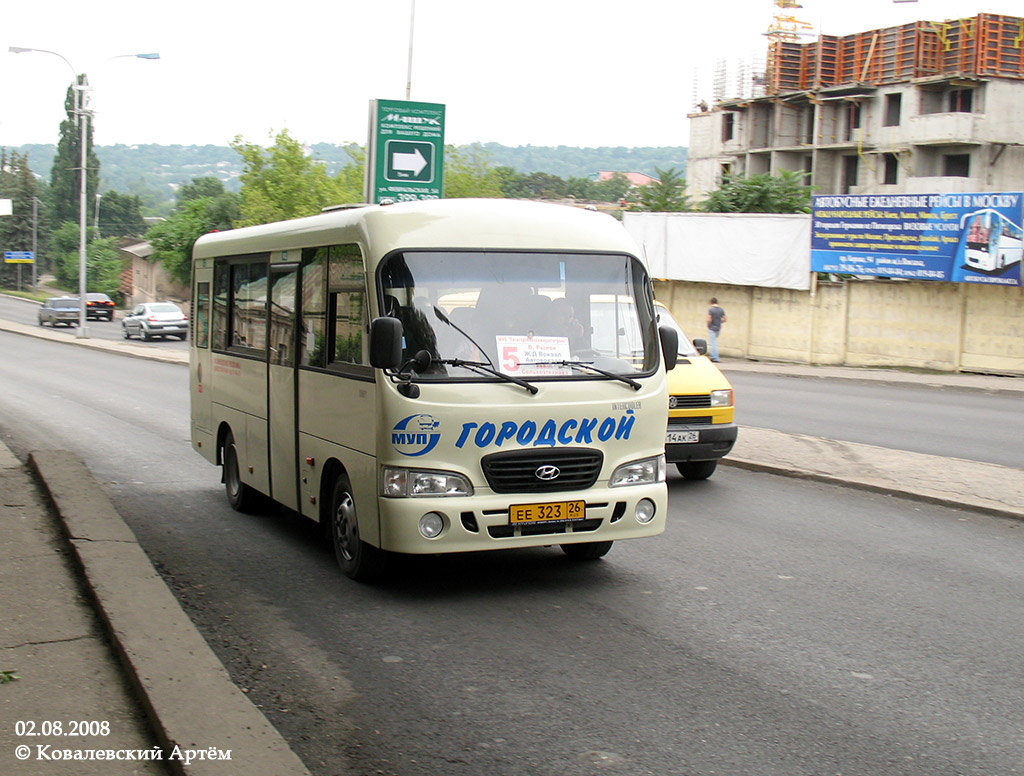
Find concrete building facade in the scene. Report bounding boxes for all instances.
[687,14,1024,200]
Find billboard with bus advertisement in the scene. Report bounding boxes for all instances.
[811,192,1023,287]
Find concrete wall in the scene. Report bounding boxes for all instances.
[654,279,1024,375]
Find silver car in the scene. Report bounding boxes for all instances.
[122,302,188,341]
[38,297,81,327]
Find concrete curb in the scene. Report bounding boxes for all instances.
[29,450,311,776]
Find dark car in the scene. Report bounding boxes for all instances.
[85,293,115,321]
[38,297,81,327]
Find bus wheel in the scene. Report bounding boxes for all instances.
[561,541,613,560]
[330,476,384,581]
[676,460,718,480]
[223,430,262,513]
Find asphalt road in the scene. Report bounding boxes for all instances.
[2,331,1023,776]
[0,295,188,350]
[725,368,1024,467]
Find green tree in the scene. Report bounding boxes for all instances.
[50,77,99,227]
[231,129,354,226]
[565,173,631,203]
[332,144,364,204]
[443,144,503,199]
[175,176,227,204]
[700,170,812,213]
[630,167,690,212]
[98,191,147,237]
[148,188,241,286]
[0,150,45,286]
[50,222,123,297]
[494,167,568,200]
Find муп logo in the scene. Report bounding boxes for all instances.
[535,465,561,481]
[392,414,442,457]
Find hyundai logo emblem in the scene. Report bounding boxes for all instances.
[535,465,561,481]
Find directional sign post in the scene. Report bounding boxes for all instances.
[4,251,34,292]
[365,99,445,203]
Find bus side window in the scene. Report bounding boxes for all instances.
[301,248,328,367]
[231,261,267,352]
[269,270,296,366]
[212,263,229,350]
[195,281,210,348]
[327,246,369,368]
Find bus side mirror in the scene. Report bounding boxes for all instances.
[691,338,708,356]
[658,325,679,371]
[370,317,403,369]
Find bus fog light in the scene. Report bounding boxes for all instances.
[419,512,445,539]
[635,499,656,524]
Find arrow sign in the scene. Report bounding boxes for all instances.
[384,140,434,182]
[392,148,428,176]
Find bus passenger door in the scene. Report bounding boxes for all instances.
[190,268,215,459]
[268,265,299,511]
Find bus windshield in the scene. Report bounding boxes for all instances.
[379,250,658,380]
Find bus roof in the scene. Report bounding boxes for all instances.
[192,198,641,262]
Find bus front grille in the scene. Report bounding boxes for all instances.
[488,518,603,539]
[481,448,604,494]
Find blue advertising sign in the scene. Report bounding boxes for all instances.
[811,192,1023,287]
[4,251,34,264]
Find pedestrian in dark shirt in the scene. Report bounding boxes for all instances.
[706,298,726,362]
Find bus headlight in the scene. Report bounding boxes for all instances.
[610,455,666,487]
[381,467,474,497]
[418,512,446,538]
[710,389,733,407]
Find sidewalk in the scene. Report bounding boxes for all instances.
[0,443,311,776]
[0,312,1022,776]
[0,444,167,775]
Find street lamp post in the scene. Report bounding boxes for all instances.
[8,47,159,337]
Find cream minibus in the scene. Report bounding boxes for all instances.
[189,199,678,579]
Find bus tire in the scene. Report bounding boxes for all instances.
[330,475,384,581]
[223,430,263,513]
[561,540,613,560]
[676,460,718,480]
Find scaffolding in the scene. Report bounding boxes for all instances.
[766,14,1024,94]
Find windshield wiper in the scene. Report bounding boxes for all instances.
[432,357,539,395]
[530,360,642,391]
[432,306,492,364]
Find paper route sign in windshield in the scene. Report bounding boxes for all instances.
[811,192,1023,287]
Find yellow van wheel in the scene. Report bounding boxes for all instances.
[676,460,718,480]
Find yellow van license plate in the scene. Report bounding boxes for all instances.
[666,430,700,443]
[510,500,586,524]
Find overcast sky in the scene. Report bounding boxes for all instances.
[2,0,1020,150]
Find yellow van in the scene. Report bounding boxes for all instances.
[656,302,737,479]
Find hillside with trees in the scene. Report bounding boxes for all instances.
[11,142,688,217]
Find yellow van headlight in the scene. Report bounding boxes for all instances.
[381,467,474,497]
[610,455,666,487]
[710,389,733,407]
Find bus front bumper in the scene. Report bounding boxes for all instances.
[377,483,667,555]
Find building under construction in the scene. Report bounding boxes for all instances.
[687,13,1024,199]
